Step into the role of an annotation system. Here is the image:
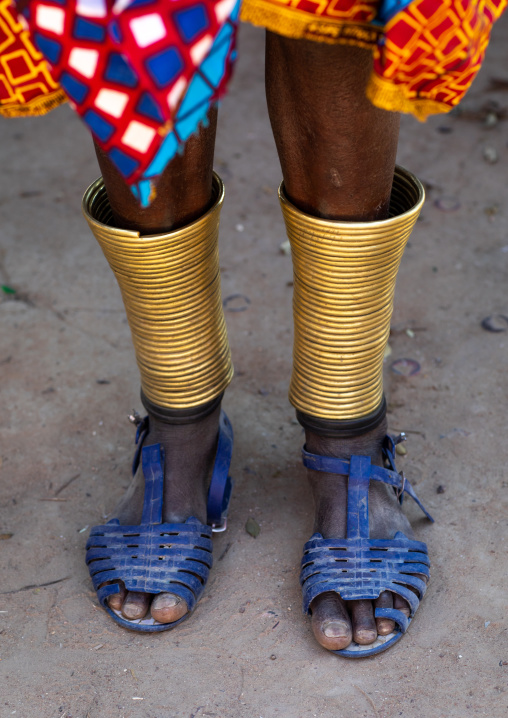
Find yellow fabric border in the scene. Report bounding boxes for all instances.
[241,0,458,120]
[0,87,67,117]
[240,0,381,49]
[366,74,452,121]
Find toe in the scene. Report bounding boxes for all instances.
[351,599,377,645]
[121,591,150,620]
[150,592,188,623]
[374,591,395,635]
[310,592,352,651]
[104,580,127,612]
[393,592,411,617]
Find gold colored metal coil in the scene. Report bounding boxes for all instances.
[82,172,233,410]
[279,165,424,420]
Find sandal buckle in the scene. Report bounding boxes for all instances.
[211,517,227,533]
[128,410,143,426]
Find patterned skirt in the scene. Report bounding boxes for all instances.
[1,0,505,203]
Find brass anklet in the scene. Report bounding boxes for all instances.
[279,166,424,421]
[83,172,233,410]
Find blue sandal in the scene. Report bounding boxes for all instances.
[86,411,233,632]
[300,434,433,657]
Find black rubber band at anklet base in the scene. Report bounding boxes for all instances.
[140,390,223,425]
[296,398,387,438]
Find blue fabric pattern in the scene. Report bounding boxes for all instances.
[104,53,138,88]
[132,0,242,205]
[376,0,414,23]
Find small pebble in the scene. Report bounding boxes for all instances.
[279,240,291,256]
[483,146,498,164]
[235,223,244,232]
[245,517,261,538]
[484,112,498,128]
[270,654,277,660]
[436,485,446,494]
[223,294,251,312]
[484,204,499,218]
[434,196,460,212]
[481,315,508,333]
[391,358,421,376]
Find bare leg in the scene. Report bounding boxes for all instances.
[95,107,218,232]
[265,36,399,222]
[266,34,411,649]
[94,110,223,622]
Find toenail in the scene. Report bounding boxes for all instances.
[124,603,144,614]
[356,629,377,642]
[156,595,180,608]
[323,621,349,638]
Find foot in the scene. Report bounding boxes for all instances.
[305,419,419,650]
[101,404,221,624]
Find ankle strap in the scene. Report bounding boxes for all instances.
[302,436,434,523]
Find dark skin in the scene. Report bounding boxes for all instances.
[95,33,414,647]
[94,106,218,232]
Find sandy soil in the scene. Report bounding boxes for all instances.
[1,15,507,718]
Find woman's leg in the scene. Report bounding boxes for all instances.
[266,33,416,649]
[90,109,229,623]
[94,108,218,233]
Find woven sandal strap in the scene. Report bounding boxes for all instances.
[301,572,423,615]
[86,518,213,605]
[300,531,429,615]
[140,444,164,525]
[347,455,371,539]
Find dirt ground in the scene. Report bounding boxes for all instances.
[1,16,508,718]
